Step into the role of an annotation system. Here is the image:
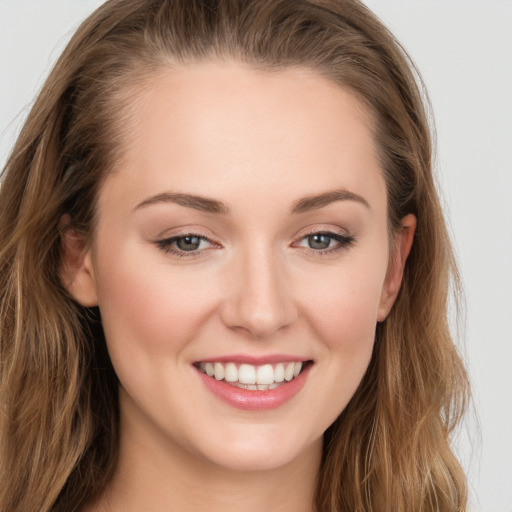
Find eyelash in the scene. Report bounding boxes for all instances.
[295,231,356,256]
[155,230,356,258]
[156,233,214,259]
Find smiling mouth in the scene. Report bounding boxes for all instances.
[195,360,312,391]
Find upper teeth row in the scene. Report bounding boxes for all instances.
[199,361,303,385]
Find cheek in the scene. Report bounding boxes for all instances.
[298,260,386,351]
[296,262,386,426]
[93,243,219,362]
[275,264,384,438]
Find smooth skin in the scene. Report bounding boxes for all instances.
[62,61,415,512]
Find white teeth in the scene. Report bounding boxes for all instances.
[214,362,225,381]
[256,364,274,385]
[198,360,307,388]
[284,362,295,381]
[224,362,238,382]
[274,363,285,382]
[205,362,214,377]
[238,364,256,385]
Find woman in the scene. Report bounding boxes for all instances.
[0,0,469,510]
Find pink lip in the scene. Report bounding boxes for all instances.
[196,354,310,365]
[195,363,312,411]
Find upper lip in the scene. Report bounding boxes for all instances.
[194,354,312,365]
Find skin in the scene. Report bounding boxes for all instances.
[62,61,415,512]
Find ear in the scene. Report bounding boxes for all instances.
[377,214,416,321]
[59,215,98,307]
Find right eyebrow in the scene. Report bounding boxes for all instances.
[134,192,230,215]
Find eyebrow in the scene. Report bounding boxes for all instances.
[134,192,230,214]
[290,188,370,213]
[134,187,369,215]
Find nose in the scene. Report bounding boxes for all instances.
[219,246,298,339]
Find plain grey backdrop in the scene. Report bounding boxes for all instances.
[1,1,511,511]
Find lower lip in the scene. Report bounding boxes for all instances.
[196,364,312,411]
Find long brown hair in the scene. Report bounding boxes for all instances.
[0,1,469,510]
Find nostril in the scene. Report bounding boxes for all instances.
[218,268,298,338]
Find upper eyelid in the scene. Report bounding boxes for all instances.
[161,233,211,241]
[294,225,352,239]
[156,226,213,238]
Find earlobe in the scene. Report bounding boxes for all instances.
[377,214,416,321]
[59,215,98,307]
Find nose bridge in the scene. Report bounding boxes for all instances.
[221,241,296,338]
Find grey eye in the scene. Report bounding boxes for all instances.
[176,235,202,251]
[307,234,332,250]
[156,233,214,255]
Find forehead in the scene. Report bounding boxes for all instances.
[100,60,385,216]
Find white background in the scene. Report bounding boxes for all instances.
[1,1,511,511]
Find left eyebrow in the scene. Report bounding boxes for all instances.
[291,188,370,214]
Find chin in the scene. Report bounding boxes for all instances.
[191,427,322,473]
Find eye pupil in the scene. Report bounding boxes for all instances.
[308,234,331,250]
[177,236,201,251]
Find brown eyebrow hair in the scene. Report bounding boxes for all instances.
[134,192,230,214]
[134,188,369,215]
[290,188,370,213]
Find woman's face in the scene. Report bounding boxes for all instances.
[66,62,412,472]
